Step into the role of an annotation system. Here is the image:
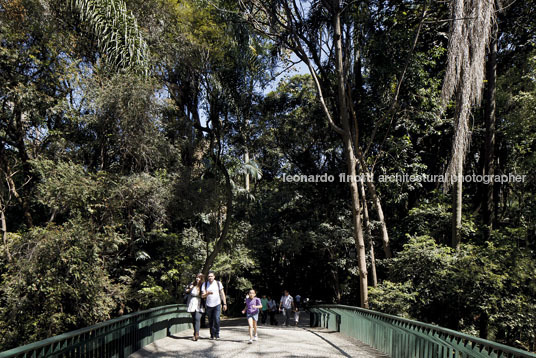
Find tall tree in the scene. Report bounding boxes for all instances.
[441,0,496,248]
[482,24,498,241]
[242,0,370,307]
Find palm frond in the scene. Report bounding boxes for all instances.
[240,160,262,181]
[69,0,149,74]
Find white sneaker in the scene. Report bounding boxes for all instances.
[248,339,253,344]
[254,335,258,341]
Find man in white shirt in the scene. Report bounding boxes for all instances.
[279,290,294,327]
[202,271,227,339]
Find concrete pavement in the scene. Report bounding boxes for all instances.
[130,315,389,358]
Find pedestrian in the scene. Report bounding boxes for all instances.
[185,273,204,341]
[294,306,300,326]
[295,294,301,310]
[267,296,278,325]
[279,290,295,326]
[242,289,263,343]
[260,294,269,325]
[202,271,228,340]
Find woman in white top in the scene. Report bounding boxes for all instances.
[185,273,205,341]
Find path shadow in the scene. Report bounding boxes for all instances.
[303,327,390,358]
[219,311,311,328]
[168,335,195,340]
[131,311,389,358]
[301,328,353,358]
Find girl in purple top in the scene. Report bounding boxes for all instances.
[241,289,263,343]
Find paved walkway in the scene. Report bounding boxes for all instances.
[130,315,389,358]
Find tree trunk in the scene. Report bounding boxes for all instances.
[479,312,489,339]
[347,83,393,260]
[244,150,250,192]
[333,11,368,308]
[345,144,369,308]
[12,108,33,227]
[358,178,377,287]
[5,162,32,228]
[0,203,11,262]
[483,26,497,239]
[452,168,463,249]
[355,150,392,258]
[202,156,233,275]
[331,265,341,303]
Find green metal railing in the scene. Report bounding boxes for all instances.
[0,304,191,358]
[310,304,536,358]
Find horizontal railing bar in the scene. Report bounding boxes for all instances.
[313,304,536,358]
[47,314,190,357]
[0,304,186,357]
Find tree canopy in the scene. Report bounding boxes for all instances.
[1,0,535,353]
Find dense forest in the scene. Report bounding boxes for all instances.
[1,0,535,353]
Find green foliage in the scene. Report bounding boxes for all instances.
[67,0,149,73]
[72,73,172,172]
[402,195,478,246]
[32,159,101,218]
[372,235,536,346]
[0,220,119,349]
[369,281,417,317]
[1,0,536,352]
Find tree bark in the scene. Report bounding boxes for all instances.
[5,162,32,228]
[1,203,11,262]
[355,149,392,258]
[244,150,250,192]
[333,11,368,308]
[346,84,393,259]
[331,263,341,303]
[452,168,463,249]
[358,178,377,287]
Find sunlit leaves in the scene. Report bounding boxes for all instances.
[0,220,118,348]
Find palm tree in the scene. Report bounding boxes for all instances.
[66,0,149,73]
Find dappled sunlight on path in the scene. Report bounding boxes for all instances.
[130,315,389,358]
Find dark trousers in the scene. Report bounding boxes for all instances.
[283,308,292,326]
[269,311,277,325]
[261,310,268,324]
[206,304,221,338]
[191,312,201,334]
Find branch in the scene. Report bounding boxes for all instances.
[302,54,345,136]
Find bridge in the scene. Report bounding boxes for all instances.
[0,304,534,358]
[130,315,388,357]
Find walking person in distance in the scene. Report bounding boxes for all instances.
[267,296,278,325]
[185,273,204,341]
[242,289,263,343]
[279,290,295,327]
[202,271,227,339]
[260,294,269,325]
